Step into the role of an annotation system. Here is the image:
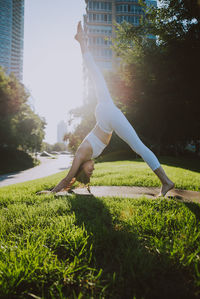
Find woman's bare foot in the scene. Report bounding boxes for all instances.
[158,181,175,197]
[154,166,175,197]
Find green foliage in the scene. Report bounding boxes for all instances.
[42,142,54,153]
[0,148,35,175]
[63,1,200,156]
[0,71,27,117]
[52,142,67,152]
[64,95,96,153]
[42,142,67,153]
[14,104,46,152]
[64,71,132,154]
[0,68,46,152]
[111,0,200,155]
[0,158,200,298]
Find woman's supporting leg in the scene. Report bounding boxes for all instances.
[109,106,160,170]
[109,106,174,196]
[154,167,174,196]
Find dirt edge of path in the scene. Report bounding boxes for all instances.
[55,186,200,203]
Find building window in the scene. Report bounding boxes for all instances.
[88,1,112,12]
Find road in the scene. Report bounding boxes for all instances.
[0,154,73,187]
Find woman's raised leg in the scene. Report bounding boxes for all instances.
[75,21,112,104]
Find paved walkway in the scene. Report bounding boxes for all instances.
[0,154,72,187]
[56,186,200,203]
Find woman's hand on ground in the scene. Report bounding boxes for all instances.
[51,178,68,193]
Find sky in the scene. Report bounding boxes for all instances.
[23,0,86,144]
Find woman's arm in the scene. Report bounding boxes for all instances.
[51,140,92,193]
[51,151,85,193]
[36,141,92,195]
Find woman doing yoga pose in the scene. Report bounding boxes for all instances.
[48,22,174,196]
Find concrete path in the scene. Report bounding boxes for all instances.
[56,186,200,203]
[0,154,72,187]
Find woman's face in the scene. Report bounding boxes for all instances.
[82,160,95,178]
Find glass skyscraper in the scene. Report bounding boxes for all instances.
[84,0,157,69]
[0,0,24,81]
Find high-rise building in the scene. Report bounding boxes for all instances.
[57,120,67,144]
[0,0,24,81]
[84,0,157,69]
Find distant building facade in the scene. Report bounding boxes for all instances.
[57,120,67,144]
[0,0,24,80]
[84,0,157,70]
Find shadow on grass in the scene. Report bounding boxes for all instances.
[67,194,197,299]
[0,172,19,182]
[183,201,200,223]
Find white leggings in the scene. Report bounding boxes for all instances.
[83,52,160,171]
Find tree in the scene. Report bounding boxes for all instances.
[111,0,200,154]
[42,142,53,153]
[0,68,46,152]
[52,143,67,152]
[61,0,200,156]
[14,104,46,152]
[63,90,97,152]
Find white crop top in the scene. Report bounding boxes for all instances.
[84,131,107,158]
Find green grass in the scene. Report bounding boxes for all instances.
[0,157,200,298]
[92,157,200,191]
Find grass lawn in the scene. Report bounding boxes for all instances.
[0,157,200,298]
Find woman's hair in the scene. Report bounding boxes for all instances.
[66,164,91,194]
[75,166,90,185]
[60,164,90,193]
